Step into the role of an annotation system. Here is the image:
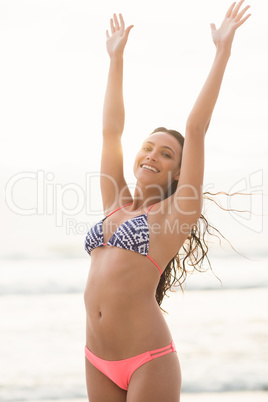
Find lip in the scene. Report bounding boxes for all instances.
[140,163,160,173]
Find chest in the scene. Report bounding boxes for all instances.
[102,212,149,245]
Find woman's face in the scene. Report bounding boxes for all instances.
[133,132,182,194]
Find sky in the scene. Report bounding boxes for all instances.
[0,0,267,259]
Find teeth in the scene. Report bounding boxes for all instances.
[142,164,158,172]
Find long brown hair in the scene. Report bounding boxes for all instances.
[150,127,243,312]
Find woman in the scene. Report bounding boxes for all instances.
[84,2,251,401]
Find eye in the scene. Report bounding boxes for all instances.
[142,146,151,152]
[162,152,172,158]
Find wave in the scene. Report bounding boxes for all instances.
[0,282,268,296]
[0,256,267,296]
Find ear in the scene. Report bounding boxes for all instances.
[173,169,180,181]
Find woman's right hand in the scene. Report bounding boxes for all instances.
[106,13,134,58]
[210,0,251,52]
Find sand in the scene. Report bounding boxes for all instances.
[182,391,268,401]
[33,391,268,402]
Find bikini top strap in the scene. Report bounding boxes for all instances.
[107,202,156,218]
[146,203,157,214]
[106,202,133,218]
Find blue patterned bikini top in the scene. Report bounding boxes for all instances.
[84,203,162,274]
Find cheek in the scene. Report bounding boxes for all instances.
[134,151,144,165]
[134,156,138,169]
[133,153,141,172]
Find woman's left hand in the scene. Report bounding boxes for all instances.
[210,0,251,52]
[106,13,134,58]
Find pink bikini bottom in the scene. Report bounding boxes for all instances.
[85,340,177,390]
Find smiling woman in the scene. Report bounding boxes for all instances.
[133,131,182,195]
[83,3,252,402]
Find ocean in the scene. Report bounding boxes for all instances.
[0,255,267,401]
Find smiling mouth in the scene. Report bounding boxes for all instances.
[141,164,160,173]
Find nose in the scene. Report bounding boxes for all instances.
[146,150,157,162]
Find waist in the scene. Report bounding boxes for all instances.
[84,289,171,360]
[84,282,160,332]
[84,248,171,358]
[86,304,171,360]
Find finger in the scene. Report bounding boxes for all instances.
[226,2,236,18]
[210,23,216,32]
[119,13,125,31]
[125,25,134,39]
[236,12,251,27]
[110,18,115,34]
[113,13,120,30]
[232,0,245,18]
[235,5,250,22]
[106,30,110,39]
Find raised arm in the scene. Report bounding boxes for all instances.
[103,14,134,135]
[171,1,251,229]
[101,14,134,212]
[186,0,251,133]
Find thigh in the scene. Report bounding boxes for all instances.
[126,352,181,402]
[85,357,127,402]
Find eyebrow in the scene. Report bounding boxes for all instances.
[144,140,175,155]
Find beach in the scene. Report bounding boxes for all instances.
[32,392,268,402]
[182,392,268,401]
[1,257,267,401]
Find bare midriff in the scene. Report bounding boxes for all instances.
[84,245,173,361]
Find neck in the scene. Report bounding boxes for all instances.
[131,182,166,210]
